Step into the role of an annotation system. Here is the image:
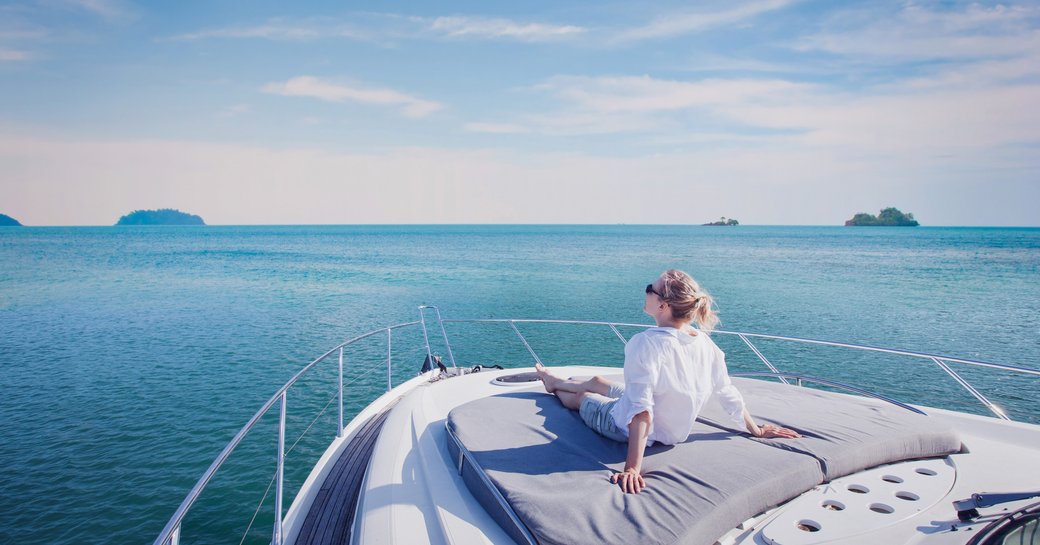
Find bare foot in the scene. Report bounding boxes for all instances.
[534,363,558,393]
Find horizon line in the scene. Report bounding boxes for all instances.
[3,223,1039,228]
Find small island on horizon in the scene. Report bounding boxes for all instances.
[0,213,22,226]
[703,216,739,226]
[116,208,205,226]
[845,207,919,227]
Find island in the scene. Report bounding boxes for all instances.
[116,208,205,226]
[845,207,919,227]
[703,216,739,226]
[0,213,22,226]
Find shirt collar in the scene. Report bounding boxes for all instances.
[649,326,701,343]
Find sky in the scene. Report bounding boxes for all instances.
[1,0,1038,226]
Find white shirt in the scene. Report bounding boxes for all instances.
[610,327,747,445]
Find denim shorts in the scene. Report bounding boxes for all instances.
[579,382,628,443]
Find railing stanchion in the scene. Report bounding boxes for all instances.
[418,305,458,369]
[738,334,789,385]
[337,347,344,437]
[608,323,628,345]
[170,525,180,545]
[387,328,393,392]
[432,307,458,368]
[273,392,286,545]
[930,357,1010,420]
[419,307,434,369]
[509,321,544,366]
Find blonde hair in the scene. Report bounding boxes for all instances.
[658,269,719,332]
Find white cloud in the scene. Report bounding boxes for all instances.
[718,84,1040,153]
[894,3,1034,32]
[469,111,667,135]
[616,0,797,42]
[68,0,125,18]
[0,48,29,61]
[1,129,1035,226]
[532,111,670,135]
[428,16,585,41]
[540,75,813,113]
[479,74,815,135]
[42,0,136,21]
[171,20,369,42]
[0,28,48,41]
[795,3,1040,61]
[169,14,582,44]
[0,16,48,61]
[262,76,442,118]
[681,54,808,75]
[463,122,529,134]
[899,52,1040,90]
[471,65,1040,162]
[217,104,251,118]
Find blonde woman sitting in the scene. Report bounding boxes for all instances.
[535,269,800,494]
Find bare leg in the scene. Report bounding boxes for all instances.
[555,390,584,410]
[535,363,614,399]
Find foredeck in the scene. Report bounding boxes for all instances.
[294,401,398,545]
[153,312,1040,545]
[445,376,964,545]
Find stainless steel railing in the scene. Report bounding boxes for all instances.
[155,310,1039,545]
[153,319,422,545]
[438,316,1040,420]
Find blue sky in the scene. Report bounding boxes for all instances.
[1,0,1038,225]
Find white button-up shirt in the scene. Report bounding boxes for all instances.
[610,326,747,445]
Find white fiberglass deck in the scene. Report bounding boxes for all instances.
[287,366,1040,545]
[153,312,1040,545]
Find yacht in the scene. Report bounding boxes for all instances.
[153,306,1040,545]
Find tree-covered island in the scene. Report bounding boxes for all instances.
[116,208,205,226]
[0,213,22,226]
[845,207,919,226]
[703,216,739,226]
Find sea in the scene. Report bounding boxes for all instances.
[1,225,1038,544]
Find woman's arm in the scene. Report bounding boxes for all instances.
[742,408,801,438]
[611,410,651,493]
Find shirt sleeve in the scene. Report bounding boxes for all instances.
[710,341,747,425]
[618,334,658,430]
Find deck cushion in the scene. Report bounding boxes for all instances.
[446,391,824,545]
[695,378,963,479]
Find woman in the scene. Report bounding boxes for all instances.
[535,269,800,494]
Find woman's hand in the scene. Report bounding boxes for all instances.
[611,468,646,494]
[757,423,801,438]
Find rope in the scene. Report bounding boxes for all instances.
[238,472,277,545]
[286,390,339,457]
[286,365,384,456]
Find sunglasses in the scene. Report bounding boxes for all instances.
[645,283,664,298]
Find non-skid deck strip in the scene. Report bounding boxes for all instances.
[294,401,398,545]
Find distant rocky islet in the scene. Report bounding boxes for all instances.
[0,213,22,226]
[845,207,919,227]
[116,209,205,226]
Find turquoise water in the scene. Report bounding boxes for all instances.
[1,225,1038,544]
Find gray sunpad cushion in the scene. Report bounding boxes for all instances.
[695,378,963,479]
[447,391,824,545]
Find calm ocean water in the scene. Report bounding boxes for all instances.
[1,225,1038,544]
